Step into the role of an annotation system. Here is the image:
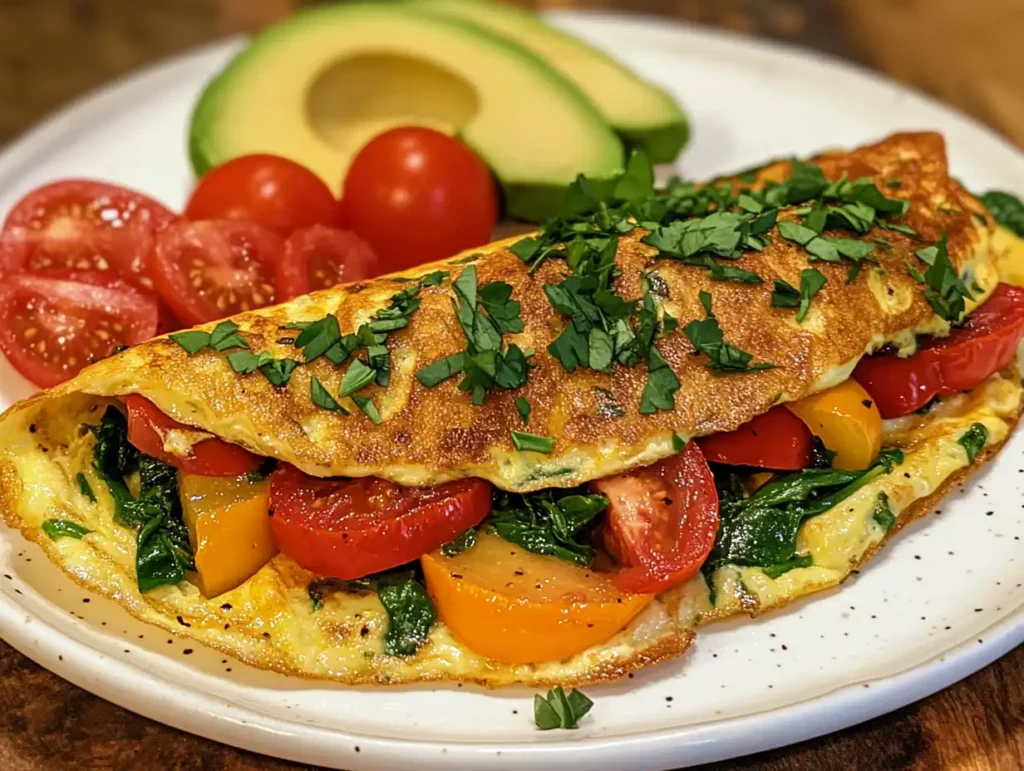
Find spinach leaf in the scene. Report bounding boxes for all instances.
[762,553,813,579]
[490,489,607,566]
[76,472,96,503]
[377,575,436,657]
[706,449,903,574]
[872,492,896,532]
[979,190,1024,237]
[441,528,477,557]
[958,422,988,463]
[86,407,194,593]
[42,519,90,540]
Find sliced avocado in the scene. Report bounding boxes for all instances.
[189,3,623,222]
[411,0,689,163]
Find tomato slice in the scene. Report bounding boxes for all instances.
[269,464,493,580]
[124,394,263,476]
[0,271,158,388]
[0,180,175,288]
[697,406,813,470]
[591,442,720,594]
[274,225,380,301]
[854,283,1024,418]
[149,220,282,325]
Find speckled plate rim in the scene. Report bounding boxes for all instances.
[0,10,1022,771]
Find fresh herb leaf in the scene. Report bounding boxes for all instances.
[169,330,211,355]
[42,518,90,540]
[705,258,763,284]
[246,457,277,483]
[441,528,477,557]
[958,422,988,462]
[613,149,655,204]
[227,350,299,387]
[291,314,342,363]
[415,352,465,388]
[515,397,531,426]
[979,190,1024,237]
[76,472,96,503]
[377,575,436,657]
[490,489,607,566]
[511,431,555,454]
[795,268,827,322]
[684,291,776,374]
[209,320,249,351]
[672,432,686,452]
[706,449,902,574]
[762,553,812,579]
[339,358,377,398]
[872,492,896,532]
[352,395,382,425]
[912,232,973,321]
[534,686,593,730]
[310,376,348,413]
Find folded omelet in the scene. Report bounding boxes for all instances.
[1,132,1021,686]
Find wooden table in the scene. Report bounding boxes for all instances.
[0,1,1021,769]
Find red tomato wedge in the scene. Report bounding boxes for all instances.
[591,442,720,594]
[0,270,158,388]
[269,464,493,580]
[854,283,1024,417]
[124,394,263,476]
[149,220,282,325]
[0,180,174,288]
[697,406,814,470]
[274,225,380,301]
[185,154,341,236]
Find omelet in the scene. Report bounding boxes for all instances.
[1,132,1021,687]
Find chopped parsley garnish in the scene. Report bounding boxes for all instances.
[42,518,90,541]
[441,528,477,557]
[684,291,776,375]
[515,397,531,426]
[511,431,555,454]
[76,471,96,503]
[415,265,530,404]
[979,190,1024,237]
[958,422,988,463]
[490,488,607,566]
[352,395,382,425]
[534,686,593,730]
[170,320,249,355]
[310,376,348,414]
[771,268,827,323]
[226,350,300,387]
[909,232,973,321]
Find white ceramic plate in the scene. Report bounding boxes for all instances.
[1,11,1022,771]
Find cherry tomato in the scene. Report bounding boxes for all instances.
[854,283,1024,417]
[149,220,282,325]
[124,394,263,477]
[274,225,380,301]
[268,463,493,580]
[697,406,813,470]
[185,154,341,236]
[0,180,174,288]
[0,270,158,388]
[339,127,498,272]
[591,442,720,594]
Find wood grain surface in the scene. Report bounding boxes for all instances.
[0,1,1021,770]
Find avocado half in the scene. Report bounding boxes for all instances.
[188,3,625,221]
[412,0,689,164]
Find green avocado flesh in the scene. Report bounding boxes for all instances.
[189,2,625,222]
[410,0,689,163]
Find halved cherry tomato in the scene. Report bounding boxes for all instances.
[854,283,1024,417]
[591,442,720,594]
[697,406,813,470]
[185,154,341,236]
[274,225,380,301]
[422,532,653,665]
[0,271,158,388]
[339,127,499,272]
[149,220,282,325]
[786,380,882,470]
[268,463,492,580]
[124,395,263,476]
[0,180,174,288]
